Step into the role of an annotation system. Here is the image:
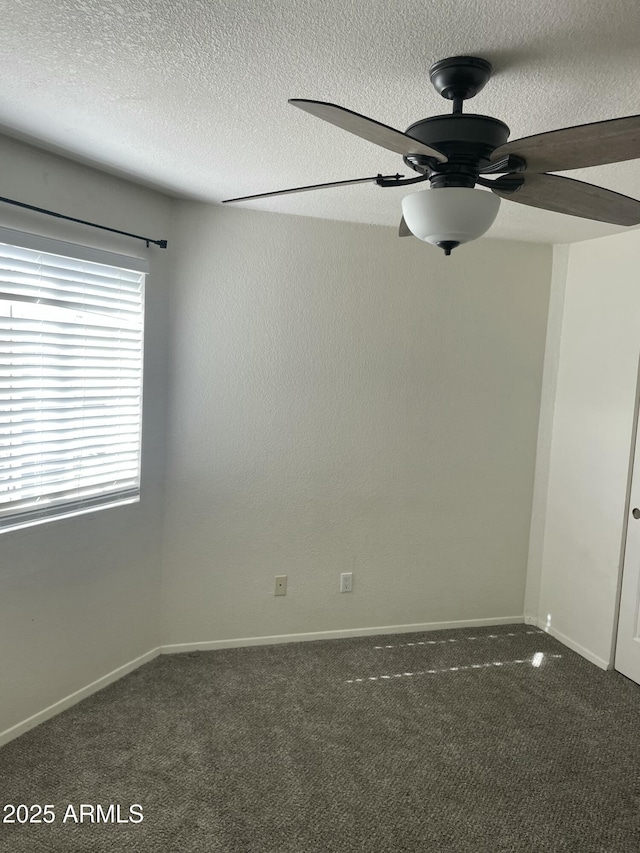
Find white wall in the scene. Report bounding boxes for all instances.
[529,228,640,668]
[0,136,172,741]
[161,202,552,648]
[0,149,554,743]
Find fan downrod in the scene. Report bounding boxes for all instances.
[429,56,493,112]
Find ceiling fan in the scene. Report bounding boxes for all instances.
[223,56,640,255]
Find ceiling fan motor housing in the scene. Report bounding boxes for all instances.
[404,114,510,187]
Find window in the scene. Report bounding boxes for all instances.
[0,228,147,533]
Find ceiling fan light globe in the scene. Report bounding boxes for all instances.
[401,187,501,249]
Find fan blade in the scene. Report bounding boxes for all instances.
[289,100,447,162]
[399,216,413,237]
[491,173,640,226]
[491,114,640,173]
[223,174,402,203]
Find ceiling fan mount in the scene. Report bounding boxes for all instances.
[223,55,640,254]
[428,55,493,104]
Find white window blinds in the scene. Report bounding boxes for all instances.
[0,233,146,533]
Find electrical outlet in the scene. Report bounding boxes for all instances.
[274,575,287,596]
[340,572,353,593]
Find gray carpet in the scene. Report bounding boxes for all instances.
[1,624,640,852]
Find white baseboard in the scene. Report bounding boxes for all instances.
[4,612,616,750]
[0,648,160,749]
[2,615,527,749]
[529,619,611,670]
[160,615,525,654]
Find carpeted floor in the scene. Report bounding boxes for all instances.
[1,624,640,852]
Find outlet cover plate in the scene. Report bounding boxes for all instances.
[340,572,353,593]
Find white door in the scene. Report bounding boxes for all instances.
[615,419,640,683]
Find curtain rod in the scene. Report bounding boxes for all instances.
[0,195,168,248]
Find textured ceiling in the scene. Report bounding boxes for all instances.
[1,0,640,244]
